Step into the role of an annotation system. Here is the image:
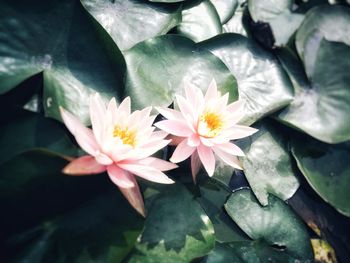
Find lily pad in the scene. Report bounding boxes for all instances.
[223,6,249,37]
[177,0,222,42]
[81,0,181,51]
[236,121,299,206]
[0,152,143,263]
[276,40,350,143]
[248,0,292,23]
[210,0,238,24]
[0,0,125,123]
[128,183,215,263]
[291,135,350,217]
[199,33,293,125]
[204,241,298,263]
[0,110,78,164]
[198,177,249,243]
[225,189,313,261]
[295,5,350,78]
[124,34,237,110]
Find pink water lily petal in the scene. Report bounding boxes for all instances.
[184,83,198,108]
[60,107,99,156]
[200,136,215,147]
[117,174,146,217]
[170,139,196,163]
[156,106,184,122]
[118,163,174,184]
[168,135,185,146]
[191,151,201,183]
[107,164,135,188]
[218,125,258,141]
[154,120,193,137]
[90,93,106,144]
[74,126,99,156]
[117,96,131,117]
[204,79,218,104]
[131,139,171,160]
[213,147,243,170]
[95,152,113,165]
[176,95,196,130]
[197,144,215,177]
[214,142,245,157]
[63,155,106,175]
[187,133,200,147]
[136,157,178,171]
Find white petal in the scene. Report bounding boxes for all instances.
[170,139,196,163]
[107,164,135,188]
[197,144,215,177]
[212,147,243,170]
[118,163,174,184]
[213,142,245,157]
[89,93,106,144]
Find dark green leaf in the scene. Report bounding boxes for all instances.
[291,135,350,217]
[198,178,249,243]
[0,0,125,123]
[124,34,237,110]
[204,241,298,263]
[81,0,181,51]
[210,0,238,24]
[0,110,78,164]
[295,5,350,78]
[199,33,294,125]
[236,121,299,206]
[0,152,143,263]
[177,0,222,42]
[248,0,292,23]
[225,189,313,261]
[276,40,350,143]
[128,183,215,263]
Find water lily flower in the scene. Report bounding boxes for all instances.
[155,80,257,183]
[60,93,177,217]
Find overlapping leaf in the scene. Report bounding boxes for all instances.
[124,34,237,110]
[199,33,294,125]
[225,189,313,261]
[81,0,181,51]
[128,183,215,263]
[0,0,125,123]
[236,121,299,206]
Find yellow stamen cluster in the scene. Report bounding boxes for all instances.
[198,111,223,138]
[113,126,136,147]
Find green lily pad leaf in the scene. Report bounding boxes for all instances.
[204,241,300,263]
[124,34,237,110]
[0,0,125,123]
[269,11,304,46]
[276,40,350,143]
[128,183,215,263]
[248,0,292,23]
[0,152,143,263]
[225,189,313,261]
[295,5,350,78]
[223,6,249,36]
[210,0,238,24]
[0,110,78,164]
[81,0,181,51]
[199,33,293,125]
[177,0,222,42]
[291,135,350,217]
[198,177,249,243]
[149,0,185,2]
[236,121,299,206]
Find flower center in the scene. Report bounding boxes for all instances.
[113,126,136,147]
[197,111,223,138]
